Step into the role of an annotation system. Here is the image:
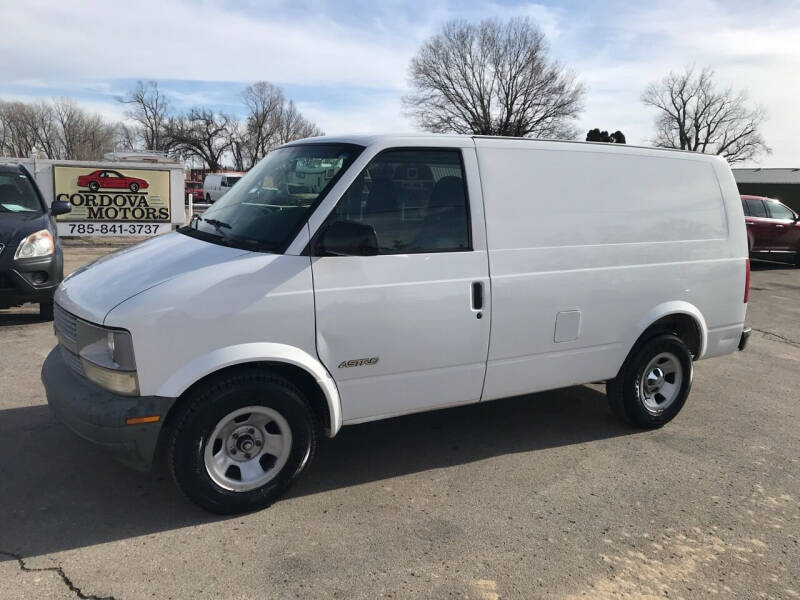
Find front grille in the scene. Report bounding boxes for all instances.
[60,345,84,378]
[54,303,78,346]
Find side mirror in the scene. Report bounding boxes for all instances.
[50,200,72,216]
[316,221,378,257]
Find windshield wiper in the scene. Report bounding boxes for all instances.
[202,217,232,231]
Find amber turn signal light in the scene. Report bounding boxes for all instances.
[125,415,161,425]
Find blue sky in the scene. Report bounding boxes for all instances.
[1,0,798,166]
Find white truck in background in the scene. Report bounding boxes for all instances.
[203,172,243,203]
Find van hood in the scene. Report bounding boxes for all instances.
[0,211,48,245]
[55,232,251,323]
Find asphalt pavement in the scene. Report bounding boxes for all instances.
[0,241,797,599]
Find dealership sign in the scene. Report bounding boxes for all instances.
[53,165,172,236]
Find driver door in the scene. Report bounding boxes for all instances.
[310,147,491,423]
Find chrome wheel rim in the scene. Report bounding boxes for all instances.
[204,406,292,492]
[639,352,682,413]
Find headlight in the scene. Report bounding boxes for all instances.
[14,229,54,259]
[75,320,139,395]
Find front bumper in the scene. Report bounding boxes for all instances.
[41,346,176,471]
[0,252,61,308]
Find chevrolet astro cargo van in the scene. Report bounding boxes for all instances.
[42,135,751,514]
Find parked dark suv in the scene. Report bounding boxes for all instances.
[0,164,71,319]
[742,195,800,267]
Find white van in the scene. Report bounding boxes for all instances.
[202,172,243,203]
[43,135,750,513]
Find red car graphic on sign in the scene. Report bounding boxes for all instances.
[77,170,149,193]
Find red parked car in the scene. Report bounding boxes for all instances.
[184,180,203,201]
[742,195,800,267]
[77,170,149,193]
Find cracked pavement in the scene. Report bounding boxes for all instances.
[1,243,798,599]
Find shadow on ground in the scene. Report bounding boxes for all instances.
[750,259,797,271]
[0,310,44,327]
[0,385,631,560]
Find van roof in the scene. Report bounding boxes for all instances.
[282,134,724,161]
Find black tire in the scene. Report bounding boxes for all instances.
[129,182,140,192]
[607,333,692,428]
[39,301,54,321]
[88,181,99,192]
[168,368,317,514]
[206,193,211,203]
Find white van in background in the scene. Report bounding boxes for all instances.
[203,172,243,203]
[43,134,750,514]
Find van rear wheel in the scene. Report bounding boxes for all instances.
[607,333,692,428]
[168,368,317,514]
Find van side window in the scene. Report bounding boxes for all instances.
[745,198,767,218]
[767,201,795,220]
[327,149,471,254]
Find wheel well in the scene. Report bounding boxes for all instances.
[158,362,332,450]
[640,313,702,359]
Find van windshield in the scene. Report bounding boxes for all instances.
[180,143,362,252]
[0,172,43,214]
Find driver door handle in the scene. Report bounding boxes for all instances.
[471,282,484,311]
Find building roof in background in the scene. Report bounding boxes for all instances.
[732,168,800,184]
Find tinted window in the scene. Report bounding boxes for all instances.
[325,149,470,254]
[181,144,362,252]
[767,201,795,220]
[745,198,767,218]
[741,199,750,216]
[0,172,43,213]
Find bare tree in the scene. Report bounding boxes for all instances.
[166,108,233,172]
[240,81,284,167]
[273,100,323,145]
[20,101,60,158]
[227,120,249,172]
[0,98,116,160]
[404,18,585,139]
[118,80,171,151]
[642,66,770,164]
[234,82,323,169]
[0,101,36,157]
[115,121,140,152]
[2,82,319,166]
[52,98,86,159]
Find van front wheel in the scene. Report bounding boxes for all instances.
[168,369,317,514]
[607,333,692,428]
